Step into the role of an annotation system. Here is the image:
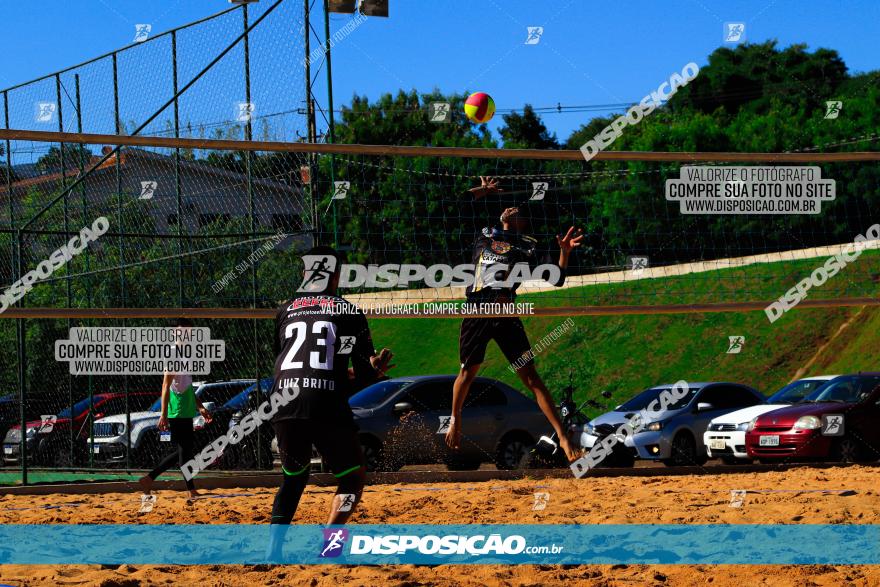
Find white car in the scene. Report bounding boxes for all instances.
[704,375,836,462]
[89,380,252,466]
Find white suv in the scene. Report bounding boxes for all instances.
[89,380,254,466]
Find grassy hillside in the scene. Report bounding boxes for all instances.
[369,250,880,417]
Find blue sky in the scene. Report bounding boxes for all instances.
[1,0,878,144]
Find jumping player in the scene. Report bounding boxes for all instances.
[269,245,393,530]
[444,176,584,462]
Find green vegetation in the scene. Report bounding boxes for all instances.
[3,40,879,418]
[370,250,880,415]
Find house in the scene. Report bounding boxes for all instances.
[6,146,312,248]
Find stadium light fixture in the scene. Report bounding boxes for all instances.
[327,0,357,13]
[359,0,389,17]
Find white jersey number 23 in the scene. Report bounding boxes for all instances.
[280,320,336,371]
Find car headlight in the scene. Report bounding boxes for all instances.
[746,417,758,432]
[113,423,126,436]
[644,421,662,432]
[25,428,36,439]
[794,415,821,430]
[736,421,751,431]
[585,423,594,435]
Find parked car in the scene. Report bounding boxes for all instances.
[336,375,548,472]
[218,378,276,470]
[3,392,158,467]
[704,375,837,463]
[583,382,764,466]
[138,378,275,471]
[746,373,880,463]
[0,394,65,464]
[89,380,255,467]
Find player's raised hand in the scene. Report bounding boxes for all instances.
[557,227,585,253]
[469,176,504,200]
[370,348,395,376]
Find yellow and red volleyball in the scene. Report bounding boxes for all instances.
[464,92,495,123]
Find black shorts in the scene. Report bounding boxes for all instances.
[272,419,363,476]
[458,316,533,369]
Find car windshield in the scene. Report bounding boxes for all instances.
[223,379,273,411]
[349,380,411,409]
[803,376,880,404]
[148,382,211,412]
[617,386,699,412]
[768,379,831,404]
[57,397,95,419]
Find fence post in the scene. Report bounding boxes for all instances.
[303,1,319,245]
[242,3,262,470]
[323,0,338,248]
[55,73,77,467]
[74,74,95,470]
[112,52,132,470]
[3,91,13,265]
[172,30,184,309]
[15,228,27,485]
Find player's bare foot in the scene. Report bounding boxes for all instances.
[444,419,461,449]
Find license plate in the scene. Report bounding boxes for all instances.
[93,445,100,454]
[3,447,12,455]
[160,432,171,442]
[710,439,727,450]
[759,435,780,446]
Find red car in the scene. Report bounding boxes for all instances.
[3,392,158,467]
[746,373,880,463]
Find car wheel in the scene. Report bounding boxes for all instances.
[518,443,564,470]
[48,438,75,468]
[136,437,161,468]
[360,436,399,472]
[663,432,698,467]
[237,440,274,470]
[832,436,861,464]
[495,433,534,470]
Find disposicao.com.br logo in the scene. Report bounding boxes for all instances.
[325,532,563,557]
[298,254,561,292]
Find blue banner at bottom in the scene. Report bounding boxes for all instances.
[0,524,877,565]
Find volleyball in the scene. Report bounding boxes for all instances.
[464,92,495,123]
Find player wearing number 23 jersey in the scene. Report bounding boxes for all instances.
[271,293,379,424]
[267,246,393,539]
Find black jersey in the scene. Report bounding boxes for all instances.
[465,227,565,303]
[271,294,379,422]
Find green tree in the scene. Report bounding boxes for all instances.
[499,104,558,149]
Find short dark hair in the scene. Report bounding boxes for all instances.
[175,317,194,328]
